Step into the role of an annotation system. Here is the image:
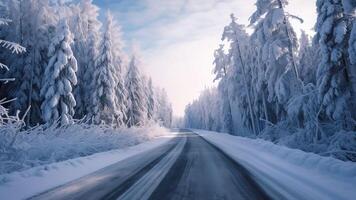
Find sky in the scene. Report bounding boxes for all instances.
[93,0,317,117]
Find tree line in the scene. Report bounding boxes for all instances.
[0,0,173,128]
[184,0,356,160]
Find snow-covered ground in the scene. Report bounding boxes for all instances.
[0,131,176,200]
[0,123,169,175]
[194,129,356,200]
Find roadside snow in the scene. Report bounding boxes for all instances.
[194,129,356,200]
[0,133,175,200]
[0,123,168,175]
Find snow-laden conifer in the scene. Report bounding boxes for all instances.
[125,55,146,127]
[91,12,118,125]
[315,0,353,122]
[73,0,102,118]
[41,20,78,126]
[250,0,301,122]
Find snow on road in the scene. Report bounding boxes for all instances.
[118,135,186,200]
[194,129,356,200]
[0,134,177,200]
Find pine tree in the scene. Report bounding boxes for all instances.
[125,55,146,127]
[41,20,78,126]
[91,12,118,125]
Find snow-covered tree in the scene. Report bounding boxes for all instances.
[183,88,221,131]
[344,1,356,118]
[111,19,127,126]
[250,0,301,123]
[91,12,118,125]
[81,15,101,117]
[15,0,54,125]
[0,14,26,127]
[72,0,102,118]
[146,77,155,120]
[298,31,319,84]
[223,14,257,135]
[125,55,146,127]
[41,20,78,126]
[0,18,26,73]
[315,0,354,123]
[0,0,22,100]
[0,15,26,91]
[155,88,172,127]
[213,44,233,133]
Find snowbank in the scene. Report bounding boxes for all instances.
[194,129,356,200]
[0,135,175,200]
[0,123,169,175]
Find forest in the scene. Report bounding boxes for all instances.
[0,1,355,199]
[183,0,356,161]
[0,0,173,128]
[0,0,174,174]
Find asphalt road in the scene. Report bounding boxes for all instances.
[29,130,270,200]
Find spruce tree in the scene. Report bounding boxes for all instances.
[41,20,78,126]
[91,12,118,125]
[315,0,353,122]
[125,55,146,127]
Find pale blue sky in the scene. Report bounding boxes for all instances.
[93,0,317,117]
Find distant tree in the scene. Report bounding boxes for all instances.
[125,55,146,127]
[298,31,318,84]
[155,88,172,127]
[146,77,155,120]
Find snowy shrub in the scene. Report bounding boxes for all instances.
[0,123,168,174]
[259,121,295,142]
[327,131,356,161]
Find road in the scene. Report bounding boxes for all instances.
[29,130,270,200]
